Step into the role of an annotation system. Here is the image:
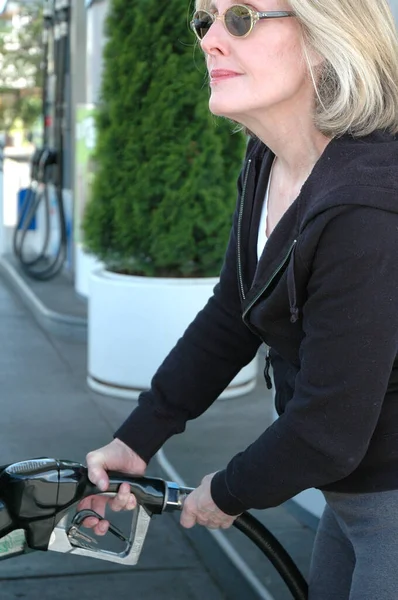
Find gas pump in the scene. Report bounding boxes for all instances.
[13,0,71,281]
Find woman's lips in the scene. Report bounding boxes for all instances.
[210,69,242,83]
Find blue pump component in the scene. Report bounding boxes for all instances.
[17,189,37,231]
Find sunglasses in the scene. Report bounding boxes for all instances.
[191,4,295,41]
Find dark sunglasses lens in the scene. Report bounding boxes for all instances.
[192,11,213,39]
[225,5,252,36]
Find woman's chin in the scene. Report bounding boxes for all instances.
[209,98,237,119]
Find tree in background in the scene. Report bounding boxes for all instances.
[83,0,246,278]
[0,1,43,134]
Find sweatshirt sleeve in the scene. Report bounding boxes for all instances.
[211,203,398,515]
[114,149,262,464]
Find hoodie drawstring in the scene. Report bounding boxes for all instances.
[264,348,273,390]
[287,244,300,324]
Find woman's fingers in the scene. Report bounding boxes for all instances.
[82,516,99,528]
[77,494,111,530]
[108,482,137,512]
[94,519,109,536]
[76,485,136,536]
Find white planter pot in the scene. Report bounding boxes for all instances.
[88,269,258,400]
[75,243,104,298]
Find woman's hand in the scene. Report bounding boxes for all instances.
[79,438,147,536]
[180,473,239,530]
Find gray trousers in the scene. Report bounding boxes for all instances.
[309,489,398,599]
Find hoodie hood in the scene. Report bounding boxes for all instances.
[300,130,398,228]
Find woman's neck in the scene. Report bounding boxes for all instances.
[240,101,333,184]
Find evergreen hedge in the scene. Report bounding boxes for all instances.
[82,0,246,277]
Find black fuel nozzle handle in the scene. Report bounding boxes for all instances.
[0,458,195,567]
[0,457,191,562]
[0,458,171,551]
[0,458,170,518]
[80,470,167,515]
[29,148,57,182]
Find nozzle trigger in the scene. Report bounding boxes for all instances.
[68,509,128,544]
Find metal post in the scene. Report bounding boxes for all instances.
[69,0,87,273]
[0,140,4,256]
[74,0,108,297]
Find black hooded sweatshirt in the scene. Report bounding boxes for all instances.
[115,130,398,515]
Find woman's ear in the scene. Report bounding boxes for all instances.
[306,45,324,68]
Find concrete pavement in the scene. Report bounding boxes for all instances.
[0,255,317,600]
[0,278,227,600]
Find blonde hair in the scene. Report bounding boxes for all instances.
[287,0,398,137]
[195,0,398,137]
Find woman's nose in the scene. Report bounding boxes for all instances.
[200,19,230,55]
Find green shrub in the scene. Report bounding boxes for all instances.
[82,0,246,277]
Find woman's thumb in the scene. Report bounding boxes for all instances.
[86,452,109,491]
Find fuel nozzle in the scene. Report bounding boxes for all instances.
[49,471,193,566]
[0,458,85,551]
[0,458,193,566]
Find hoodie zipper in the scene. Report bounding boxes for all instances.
[241,239,297,391]
[237,159,252,301]
[242,239,297,325]
[236,159,296,392]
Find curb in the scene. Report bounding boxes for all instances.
[0,257,87,340]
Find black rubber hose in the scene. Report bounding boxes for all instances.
[234,512,308,600]
[42,4,52,149]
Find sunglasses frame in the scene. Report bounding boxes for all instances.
[190,5,295,40]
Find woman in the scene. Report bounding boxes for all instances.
[83,1,398,597]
